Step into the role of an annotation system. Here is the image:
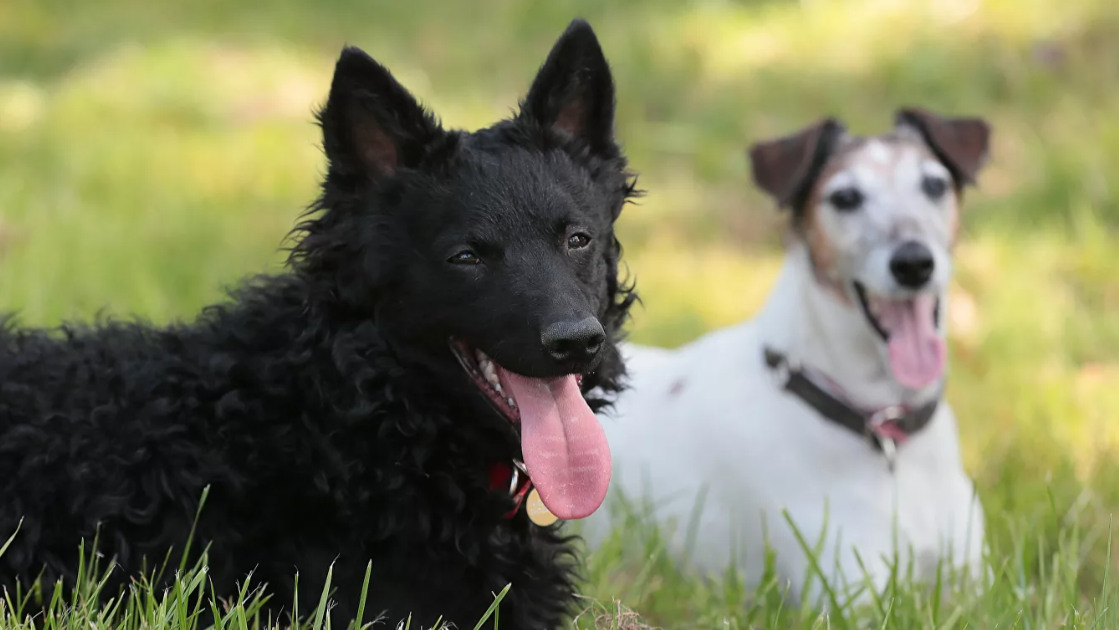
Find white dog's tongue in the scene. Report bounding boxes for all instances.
[878,293,946,389]
[496,368,611,520]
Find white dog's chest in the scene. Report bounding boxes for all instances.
[594,326,985,604]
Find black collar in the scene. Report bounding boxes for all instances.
[763,347,941,470]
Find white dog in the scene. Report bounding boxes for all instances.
[585,108,992,606]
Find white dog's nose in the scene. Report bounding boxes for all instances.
[889,241,935,288]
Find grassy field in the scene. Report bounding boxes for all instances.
[2,0,1119,626]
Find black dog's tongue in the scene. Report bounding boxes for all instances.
[496,369,611,520]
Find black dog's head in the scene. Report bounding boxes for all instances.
[291,20,636,520]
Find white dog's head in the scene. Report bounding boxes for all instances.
[749,108,991,390]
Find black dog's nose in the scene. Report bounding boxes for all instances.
[541,317,606,366]
[889,241,935,288]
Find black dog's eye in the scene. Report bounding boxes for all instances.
[447,250,481,265]
[828,187,864,212]
[567,233,591,250]
[921,175,948,201]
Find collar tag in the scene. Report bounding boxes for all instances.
[873,433,898,472]
[526,488,559,527]
[869,405,911,450]
[869,404,908,472]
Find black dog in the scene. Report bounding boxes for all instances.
[0,19,636,629]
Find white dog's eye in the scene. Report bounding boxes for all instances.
[921,175,948,201]
[828,187,864,212]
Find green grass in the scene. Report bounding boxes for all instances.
[2,0,1119,627]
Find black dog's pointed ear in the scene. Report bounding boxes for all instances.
[748,118,846,211]
[319,46,444,185]
[895,107,991,188]
[520,19,616,156]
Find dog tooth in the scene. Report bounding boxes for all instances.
[507,396,517,408]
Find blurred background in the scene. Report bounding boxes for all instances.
[2,0,1118,623]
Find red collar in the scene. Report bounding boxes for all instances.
[488,460,533,519]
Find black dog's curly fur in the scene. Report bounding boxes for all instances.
[0,19,636,630]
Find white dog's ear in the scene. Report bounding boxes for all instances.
[748,118,846,212]
[895,107,991,188]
